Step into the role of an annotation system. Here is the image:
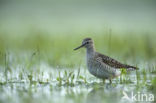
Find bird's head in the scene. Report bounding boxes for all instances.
[74,38,94,50]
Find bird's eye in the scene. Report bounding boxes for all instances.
[86,41,89,44]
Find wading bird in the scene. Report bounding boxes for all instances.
[74,38,138,83]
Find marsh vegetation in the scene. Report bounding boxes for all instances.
[0,31,156,103]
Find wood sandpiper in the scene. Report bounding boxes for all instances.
[74,38,138,83]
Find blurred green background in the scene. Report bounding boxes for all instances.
[0,0,155,68]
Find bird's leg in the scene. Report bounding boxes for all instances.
[102,79,105,84]
[109,79,112,84]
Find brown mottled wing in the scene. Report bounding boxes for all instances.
[97,52,138,69]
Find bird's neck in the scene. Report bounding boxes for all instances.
[86,46,96,57]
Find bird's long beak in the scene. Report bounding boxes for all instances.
[74,44,85,50]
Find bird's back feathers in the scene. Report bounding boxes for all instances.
[96,52,138,70]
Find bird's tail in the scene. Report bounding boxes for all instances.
[126,65,139,70]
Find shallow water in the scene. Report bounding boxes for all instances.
[0,62,155,103]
